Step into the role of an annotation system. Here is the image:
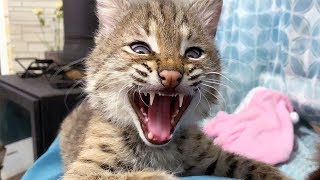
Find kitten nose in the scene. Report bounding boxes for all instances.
[159,70,182,88]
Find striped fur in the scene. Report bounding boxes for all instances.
[61,0,289,179]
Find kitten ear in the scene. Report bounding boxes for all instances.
[96,0,131,34]
[188,0,223,37]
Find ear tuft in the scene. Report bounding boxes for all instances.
[188,0,223,37]
[96,0,131,34]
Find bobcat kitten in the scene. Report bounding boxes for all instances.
[60,0,289,179]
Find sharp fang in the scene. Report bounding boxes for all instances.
[143,92,147,97]
[179,94,184,107]
[148,132,153,139]
[149,92,155,105]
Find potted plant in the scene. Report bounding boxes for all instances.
[33,1,63,64]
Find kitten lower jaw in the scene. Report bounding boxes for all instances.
[129,91,192,146]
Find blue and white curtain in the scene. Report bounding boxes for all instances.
[215,0,320,125]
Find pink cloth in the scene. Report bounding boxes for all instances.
[203,88,295,165]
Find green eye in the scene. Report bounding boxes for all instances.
[185,47,204,59]
[130,42,152,54]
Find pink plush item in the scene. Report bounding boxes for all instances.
[203,87,296,165]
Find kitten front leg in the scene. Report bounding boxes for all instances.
[202,150,289,180]
[179,131,289,180]
[63,160,177,180]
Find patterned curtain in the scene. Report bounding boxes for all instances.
[215,0,320,125]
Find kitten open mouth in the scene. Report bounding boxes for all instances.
[130,92,192,145]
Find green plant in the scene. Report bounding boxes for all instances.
[33,0,63,51]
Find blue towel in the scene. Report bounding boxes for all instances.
[22,137,63,180]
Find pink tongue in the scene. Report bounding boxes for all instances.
[147,95,172,142]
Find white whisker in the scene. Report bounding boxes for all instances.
[115,83,130,115]
[199,88,212,113]
[203,80,232,90]
[204,71,236,87]
[201,83,227,110]
[195,87,202,109]
[96,78,128,90]
[138,86,149,107]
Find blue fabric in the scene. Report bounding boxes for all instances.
[22,137,233,180]
[22,137,63,180]
[278,124,319,179]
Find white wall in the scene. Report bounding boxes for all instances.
[8,0,63,73]
[0,0,10,75]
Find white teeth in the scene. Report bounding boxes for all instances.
[178,94,184,107]
[173,110,179,118]
[145,118,149,123]
[149,92,155,105]
[148,132,154,139]
[140,108,147,118]
[141,108,147,117]
[144,92,185,106]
